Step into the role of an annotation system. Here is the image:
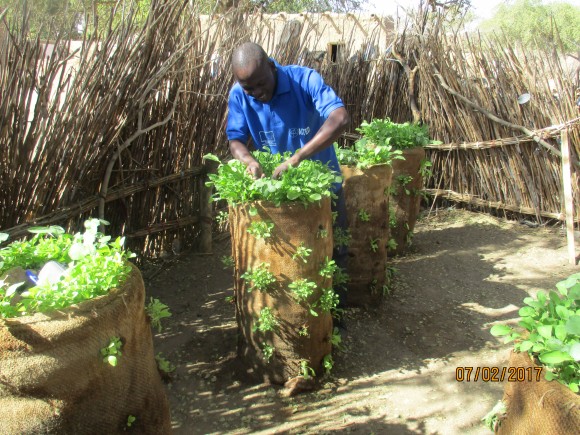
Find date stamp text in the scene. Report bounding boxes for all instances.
[455,366,542,382]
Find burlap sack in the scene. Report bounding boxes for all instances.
[388,146,425,256]
[497,351,580,435]
[229,198,333,384]
[0,263,171,435]
[341,163,393,307]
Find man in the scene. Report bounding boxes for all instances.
[226,42,350,322]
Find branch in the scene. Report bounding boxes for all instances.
[391,36,422,123]
[432,68,575,164]
[98,87,181,221]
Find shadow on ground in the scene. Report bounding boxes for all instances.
[145,209,578,434]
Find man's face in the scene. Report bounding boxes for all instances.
[234,59,276,103]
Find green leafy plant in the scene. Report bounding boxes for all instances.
[292,243,312,263]
[397,175,414,195]
[155,352,176,375]
[319,257,338,279]
[358,209,370,222]
[253,307,279,333]
[490,273,580,392]
[323,353,334,375]
[482,400,506,432]
[419,158,433,178]
[289,279,317,302]
[221,255,235,269]
[387,238,397,250]
[204,151,341,206]
[388,204,397,229]
[317,287,339,313]
[247,221,274,239]
[298,325,310,337]
[146,298,172,333]
[317,228,329,239]
[333,228,351,248]
[241,263,276,292]
[330,327,344,351]
[215,210,229,231]
[300,360,316,380]
[333,266,350,288]
[0,219,135,318]
[126,415,136,428]
[100,337,123,367]
[262,343,275,363]
[369,238,379,253]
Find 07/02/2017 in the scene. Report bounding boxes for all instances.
[455,366,542,382]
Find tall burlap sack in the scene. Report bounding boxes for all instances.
[388,146,425,257]
[229,198,333,385]
[497,351,580,435]
[341,163,392,307]
[0,263,171,435]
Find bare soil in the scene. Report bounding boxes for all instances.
[143,207,579,435]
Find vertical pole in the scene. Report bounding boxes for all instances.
[199,160,217,253]
[560,129,577,265]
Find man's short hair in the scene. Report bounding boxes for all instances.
[232,42,268,71]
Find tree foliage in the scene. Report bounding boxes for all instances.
[0,0,151,39]
[479,0,580,54]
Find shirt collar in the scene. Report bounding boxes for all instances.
[272,59,290,97]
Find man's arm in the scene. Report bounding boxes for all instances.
[229,139,264,179]
[272,107,349,179]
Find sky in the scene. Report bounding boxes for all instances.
[365,0,580,21]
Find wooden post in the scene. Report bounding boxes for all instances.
[560,129,577,265]
[199,161,217,253]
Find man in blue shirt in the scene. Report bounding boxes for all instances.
[226,42,350,320]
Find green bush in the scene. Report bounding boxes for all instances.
[491,273,580,392]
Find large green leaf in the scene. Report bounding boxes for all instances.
[490,324,512,336]
[539,350,573,365]
[565,315,580,335]
[537,325,553,339]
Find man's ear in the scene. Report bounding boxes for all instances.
[268,59,276,73]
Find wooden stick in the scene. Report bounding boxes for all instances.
[425,188,564,220]
[560,129,577,265]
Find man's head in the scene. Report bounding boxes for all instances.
[231,42,277,103]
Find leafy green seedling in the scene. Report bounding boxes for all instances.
[397,175,414,195]
[387,238,397,250]
[292,243,312,263]
[155,352,176,374]
[333,228,351,248]
[262,343,275,363]
[323,354,334,375]
[317,287,339,313]
[289,279,317,303]
[101,337,122,367]
[221,255,235,269]
[333,266,350,288]
[241,263,276,292]
[298,325,310,337]
[482,400,506,432]
[370,238,379,253]
[358,209,370,222]
[300,360,316,380]
[247,221,274,239]
[419,158,433,178]
[331,327,345,351]
[319,257,338,279]
[126,415,136,428]
[146,298,172,333]
[317,228,329,239]
[253,307,279,333]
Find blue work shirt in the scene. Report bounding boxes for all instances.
[226,61,344,176]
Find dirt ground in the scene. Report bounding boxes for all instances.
[143,207,579,435]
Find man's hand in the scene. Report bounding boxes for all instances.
[247,161,264,179]
[272,155,300,179]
